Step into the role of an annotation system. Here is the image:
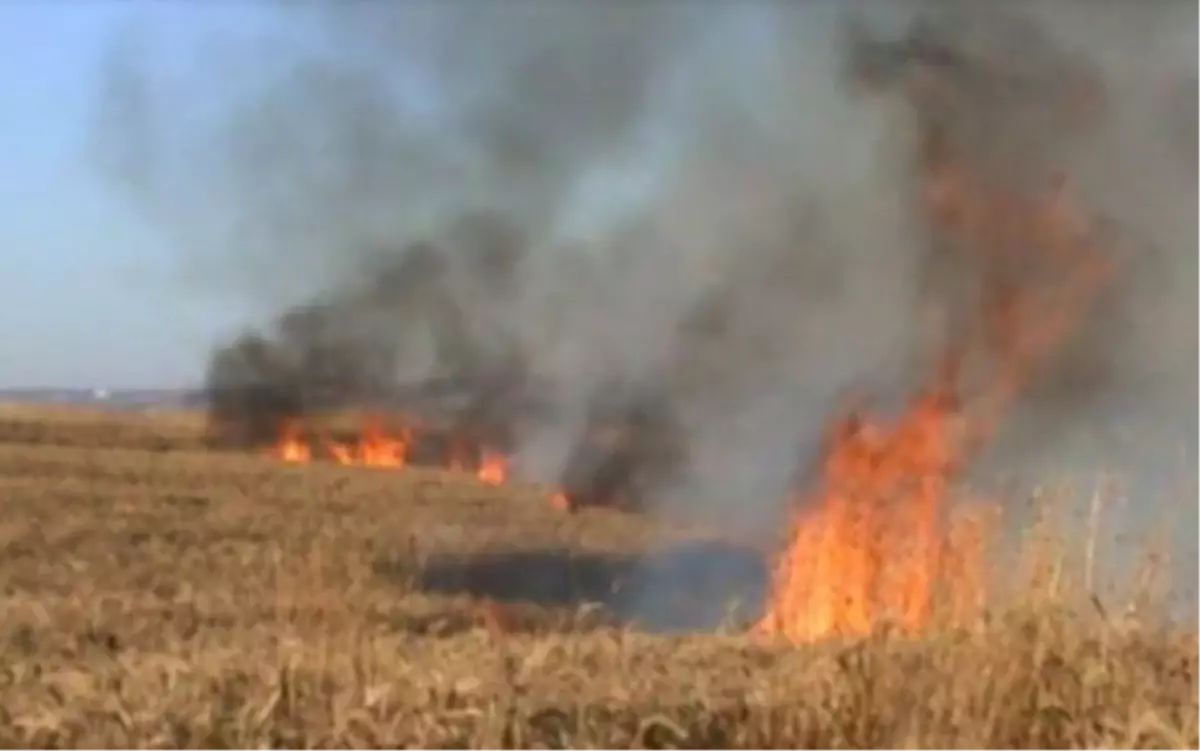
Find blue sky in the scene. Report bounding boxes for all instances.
[0,3,273,389]
[0,2,675,390]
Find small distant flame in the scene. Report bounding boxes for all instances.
[477,449,509,485]
[276,420,312,463]
[549,491,572,513]
[268,416,520,489]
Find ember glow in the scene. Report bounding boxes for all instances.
[549,491,572,512]
[477,448,510,486]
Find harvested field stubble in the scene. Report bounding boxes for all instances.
[0,408,1194,748]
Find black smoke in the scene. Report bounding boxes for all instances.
[202,217,533,449]
[93,2,1196,594]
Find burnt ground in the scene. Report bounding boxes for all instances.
[412,541,768,632]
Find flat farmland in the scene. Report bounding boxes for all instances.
[0,406,1194,748]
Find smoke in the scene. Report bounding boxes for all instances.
[94,1,1196,607]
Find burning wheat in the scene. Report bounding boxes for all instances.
[756,103,1114,643]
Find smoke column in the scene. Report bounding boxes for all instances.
[93,1,1197,620]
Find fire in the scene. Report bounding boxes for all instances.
[477,449,509,485]
[329,420,410,468]
[262,35,1114,646]
[756,386,977,641]
[267,416,519,488]
[757,147,1112,642]
[549,491,573,513]
[276,420,312,464]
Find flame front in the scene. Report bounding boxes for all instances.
[268,416,518,488]
[757,150,1112,643]
[757,388,978,642]
[328,421,410,468]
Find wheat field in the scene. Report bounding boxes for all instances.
[0,405,1193,748]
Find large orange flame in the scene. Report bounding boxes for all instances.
[756,385,979,641]
[757,156,1112,643]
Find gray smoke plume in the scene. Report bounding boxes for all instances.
[93,1,1197,618]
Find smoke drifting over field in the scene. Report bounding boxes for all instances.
[95,1,1195,569]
